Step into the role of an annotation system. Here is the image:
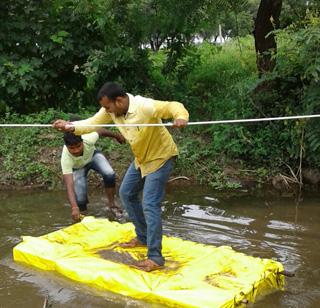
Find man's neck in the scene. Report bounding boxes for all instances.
[123,95,129,115]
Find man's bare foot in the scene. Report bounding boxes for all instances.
[132,259,163,272]
[119,238,146,248]
[106,203,123,219]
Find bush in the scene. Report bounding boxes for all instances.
[0,110,70,186]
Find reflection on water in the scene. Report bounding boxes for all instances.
[1,187,320,307]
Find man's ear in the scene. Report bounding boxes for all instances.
[115,96,124,107]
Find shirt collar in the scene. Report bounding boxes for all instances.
[126,93,137,115]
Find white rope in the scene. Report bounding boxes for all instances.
[0,114,320,127]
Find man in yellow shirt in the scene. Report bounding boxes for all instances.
[53,82,189,272]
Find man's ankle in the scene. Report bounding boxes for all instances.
[108,203,115,208]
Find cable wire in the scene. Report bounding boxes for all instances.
[0,114,319,128]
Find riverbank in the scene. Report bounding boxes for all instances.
[1,121,319,195]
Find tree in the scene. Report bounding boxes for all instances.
[253,0,282,75]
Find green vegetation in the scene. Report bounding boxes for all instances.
[0,110,67,188]
[0,110,131,188]
[1,1,320,190]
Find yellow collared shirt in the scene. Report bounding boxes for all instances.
[74,94,189,177]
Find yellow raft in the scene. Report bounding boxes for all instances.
[13,217,284,307]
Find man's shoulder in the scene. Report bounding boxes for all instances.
[131,94,153,104]
[130,94,155,115]
[61,146,73,164]
[61,145,68,158]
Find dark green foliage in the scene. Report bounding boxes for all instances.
[281,0,320,27]
[82,47,152,95]
[0,0,104,114]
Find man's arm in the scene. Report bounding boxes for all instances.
[96,128,125,144]
[63,174,81,221]
[146,100,189,128]
[53,108,113,135]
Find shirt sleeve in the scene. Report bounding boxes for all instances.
[61,147,73,175]
[81,132,99,145]
[140,97,189,121]
[74,108,113,135]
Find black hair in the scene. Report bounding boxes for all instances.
[97,82,127,101]
[63,132,82,146]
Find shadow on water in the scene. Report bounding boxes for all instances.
[1,187,320,307]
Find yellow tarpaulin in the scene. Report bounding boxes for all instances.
[13,217,284,307]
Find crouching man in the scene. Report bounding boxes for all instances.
[61,129,125,221]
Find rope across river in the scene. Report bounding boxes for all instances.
[0,114,320,128]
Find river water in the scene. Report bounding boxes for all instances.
[0,186,319,307]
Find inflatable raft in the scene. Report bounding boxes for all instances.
[13,217,284,307]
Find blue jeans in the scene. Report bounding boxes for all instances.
[119,158,174,266]
[73,151,115,211]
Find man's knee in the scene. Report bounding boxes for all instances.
[119,183,133,201]
[102,171,116,187]
[75,191,88,211]
[77,202,88,212]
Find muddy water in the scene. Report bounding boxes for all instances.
[0,187,320,307]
